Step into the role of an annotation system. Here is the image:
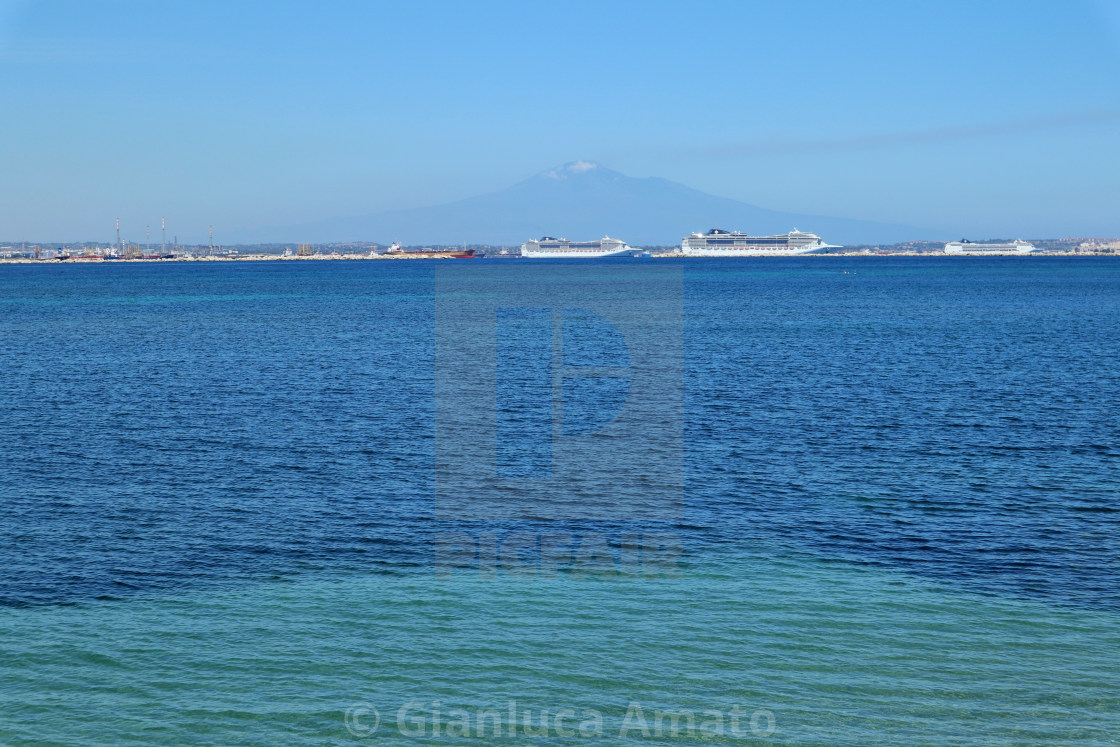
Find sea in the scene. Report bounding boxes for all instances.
[1,256,1117,745]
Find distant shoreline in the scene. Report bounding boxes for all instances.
[1,251,1115,264]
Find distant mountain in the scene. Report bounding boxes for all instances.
[250,161,937,246]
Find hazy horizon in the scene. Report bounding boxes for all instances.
[2,0,1119,243]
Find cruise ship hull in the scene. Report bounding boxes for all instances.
[679,245,828,257]
[520,237,633,258]
[521,247,632,258]
[681,228,837,257]
[945,241,1036,255]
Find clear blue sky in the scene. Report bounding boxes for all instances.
[2,0,1119,243]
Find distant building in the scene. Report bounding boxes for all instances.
[1078,240,1120,253]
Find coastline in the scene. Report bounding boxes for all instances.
[0,251,1113,264]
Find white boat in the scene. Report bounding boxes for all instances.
[944,239,1036,254]
[520,236,633,258]
[681,228,838,256]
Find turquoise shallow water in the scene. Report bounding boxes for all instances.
[1,257,1118,744]
[4,553,1118,744]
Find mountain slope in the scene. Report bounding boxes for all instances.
[254,162,936,246]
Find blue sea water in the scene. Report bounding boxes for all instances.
[1,257,1118,744]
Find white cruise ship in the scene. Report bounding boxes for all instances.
[680,228,838,256]
[520,236,633,258]
[944,239,1037,254]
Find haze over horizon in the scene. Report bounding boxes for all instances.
[253,160,934,246]
[2,0,1119,243]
